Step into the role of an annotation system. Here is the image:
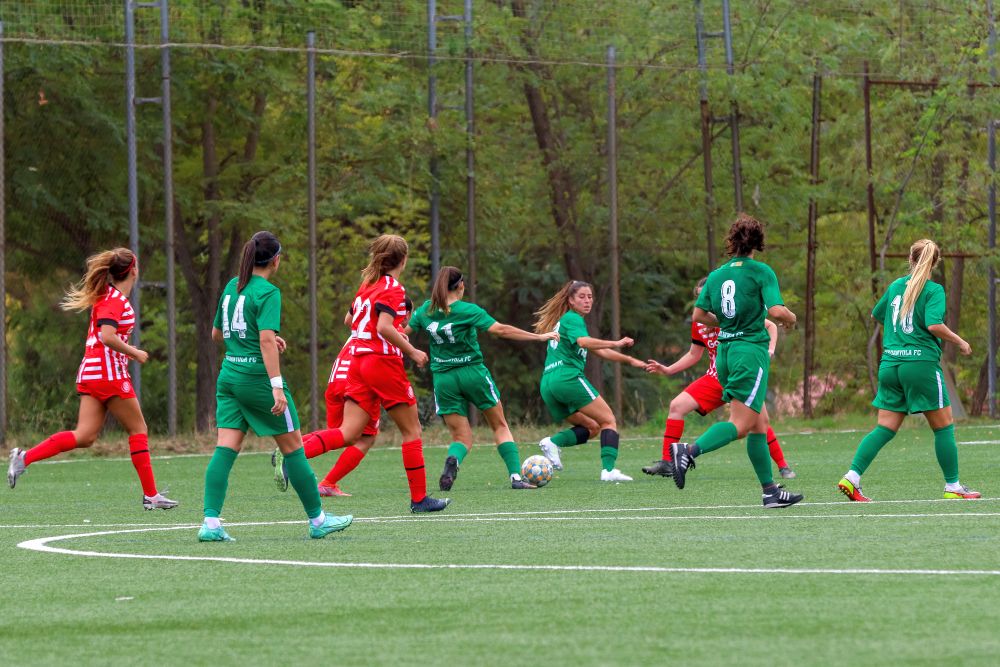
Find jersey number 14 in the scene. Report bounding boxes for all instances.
[220,294,248,339]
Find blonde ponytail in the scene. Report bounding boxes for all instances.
[61,248,136,312]
[900,239,940,320]
[533,280,592,333]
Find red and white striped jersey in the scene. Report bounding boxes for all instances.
[77,286,135,383]
[691,321,719,378]
[347,276,409,357]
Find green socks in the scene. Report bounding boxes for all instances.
[283,447,323,520]
[933,424,960,484]
[203,446,238,518]
[850,425,896,475]
[599,429,619,472]
[496,441,521,476]
[447,442,470,465]
[694,421,739,455]
[551,428,583,448]
[746,432,773,486]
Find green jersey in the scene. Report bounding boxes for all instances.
[696,256,783,346]
[213,275,282,378]
[872,276,945,365]
[542,310,589,375]
[408,300,498,373]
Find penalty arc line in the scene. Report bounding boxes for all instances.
[16,524,1000,577]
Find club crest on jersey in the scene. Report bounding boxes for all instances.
[121,381,132,394]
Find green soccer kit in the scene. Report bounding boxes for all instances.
[213,275,299,436]
[871,276,949,414]
[695,256,783,413]
[540,309,600,421]
[409,300,500,416]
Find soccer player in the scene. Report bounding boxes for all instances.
[669,215,805,508]
[641,277,795,479]
[198,231,353,542]
[533,280,645,481]
[275,234,449,513]
[838,239,980,502]
[6,248,177,510]
[406,266,559,491]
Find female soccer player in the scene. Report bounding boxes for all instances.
[406,266,559,491]
[533,280,644,481]
[198,231,353,542]
[837,239,979,502]
[6,248,177,510]
[642,277,795,479]
[275,234,449,513]
[669,215,804,508]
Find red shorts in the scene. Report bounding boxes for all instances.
[344,354,416,425]
[325,379,379,436]
[77,378,137,403]
[684,374,725,415]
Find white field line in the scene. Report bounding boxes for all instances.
[16,524,1000,577]
[958,440,1000,445]
[2,496,998,530]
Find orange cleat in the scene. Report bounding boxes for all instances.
[838,477,871,502]
[943,485,981,499]
[318,483,352,497]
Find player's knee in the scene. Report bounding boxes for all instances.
[73,431,97,448]
[668,398,688,419]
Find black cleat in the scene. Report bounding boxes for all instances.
[511,477,537,490]
[439,456,459,491]
[410,496,452,513]
[670,442,695,489]
[762,486,804,508]
[642,459,674,477]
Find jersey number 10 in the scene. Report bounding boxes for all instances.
[889,295,915,334]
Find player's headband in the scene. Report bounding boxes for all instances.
[448,272,464,290]
[254,240,282,266]
[111,253,136,281]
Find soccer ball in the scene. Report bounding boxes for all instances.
[521,455,553,487]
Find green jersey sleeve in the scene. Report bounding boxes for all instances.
[923,283,945,326]
[472,305,498,332]
[256,288,282,332]
[694,283,713,313]
[561,311,589,344]
[408,303,428,335]
[759,264,783,309]
[213,295,224,330]
[872,290,890,322]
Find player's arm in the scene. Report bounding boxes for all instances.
[99,323,149,364]
[375,310,428,367]
[927,324,972,356]
[488,322,559,343]
[767,304,797,329]
[212,327,225,343]
[577,335,634,351]
[692,307,718,326]
[592,346,645,368]
[765,319,778,357]
[646,343,704,376]
[259,329,287,415]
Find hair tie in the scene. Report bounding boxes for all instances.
[448,273,464,291]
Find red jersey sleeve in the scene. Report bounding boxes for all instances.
[93,294,126,327]
[691,321,707,347]
[373,282,406,319]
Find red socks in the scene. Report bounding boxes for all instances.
[321,445,366,486]
[129,434,158,497]
[401,439,427,502]
[662,419,685,460]
[24,431,78,466]
[302,429,345,459]
[766,426,788,468]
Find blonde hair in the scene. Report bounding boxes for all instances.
[361,234,408,286]
[61,248,136,312]
[533,280,592,333]
[901,239,941,320]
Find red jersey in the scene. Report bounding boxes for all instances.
[76,286,136,383]
[348,276,409,357]
[328,340,352,386]
[691,321,719,378]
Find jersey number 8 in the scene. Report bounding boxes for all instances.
[720,280,737,318]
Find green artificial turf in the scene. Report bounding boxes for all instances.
[1,422,998,666]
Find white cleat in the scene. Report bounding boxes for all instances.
[143,492,179,510]
[600,468,633,482]
[7,448,26,489]
[538,437,563,470]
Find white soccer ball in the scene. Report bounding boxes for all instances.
[521,455,553,487]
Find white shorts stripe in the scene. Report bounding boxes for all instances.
[282,407,294,433]
[744,367,764,407]
[578,377,597,401]
[485,375,500,403]
[936,371,944,409]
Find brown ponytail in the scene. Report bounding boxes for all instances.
[533,280,592,333]
[901,239,940,320]
[61,248,136,312]
[430,266,463,315]
[238,231,282,292]
[360,234,409,286]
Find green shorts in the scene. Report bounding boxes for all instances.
[873,361,949,414]
[433,364,501,417]
[540,370,599,422]
[216,372,300,436]
[716,341,770,413]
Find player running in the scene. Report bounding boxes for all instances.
[533,280,645,482]
[198,231,352,542]
[838,239,980,502]
[669,215,804,508]
[641,277,795,479]
[6,248,177,510]
[406,266,559,491]
[274,234,449,513]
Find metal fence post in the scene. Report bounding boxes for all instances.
[307,31,319,431]
[428,0,441,280]
[160,0,177,436]
[607,45,622,418]
[124,0,142,398]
